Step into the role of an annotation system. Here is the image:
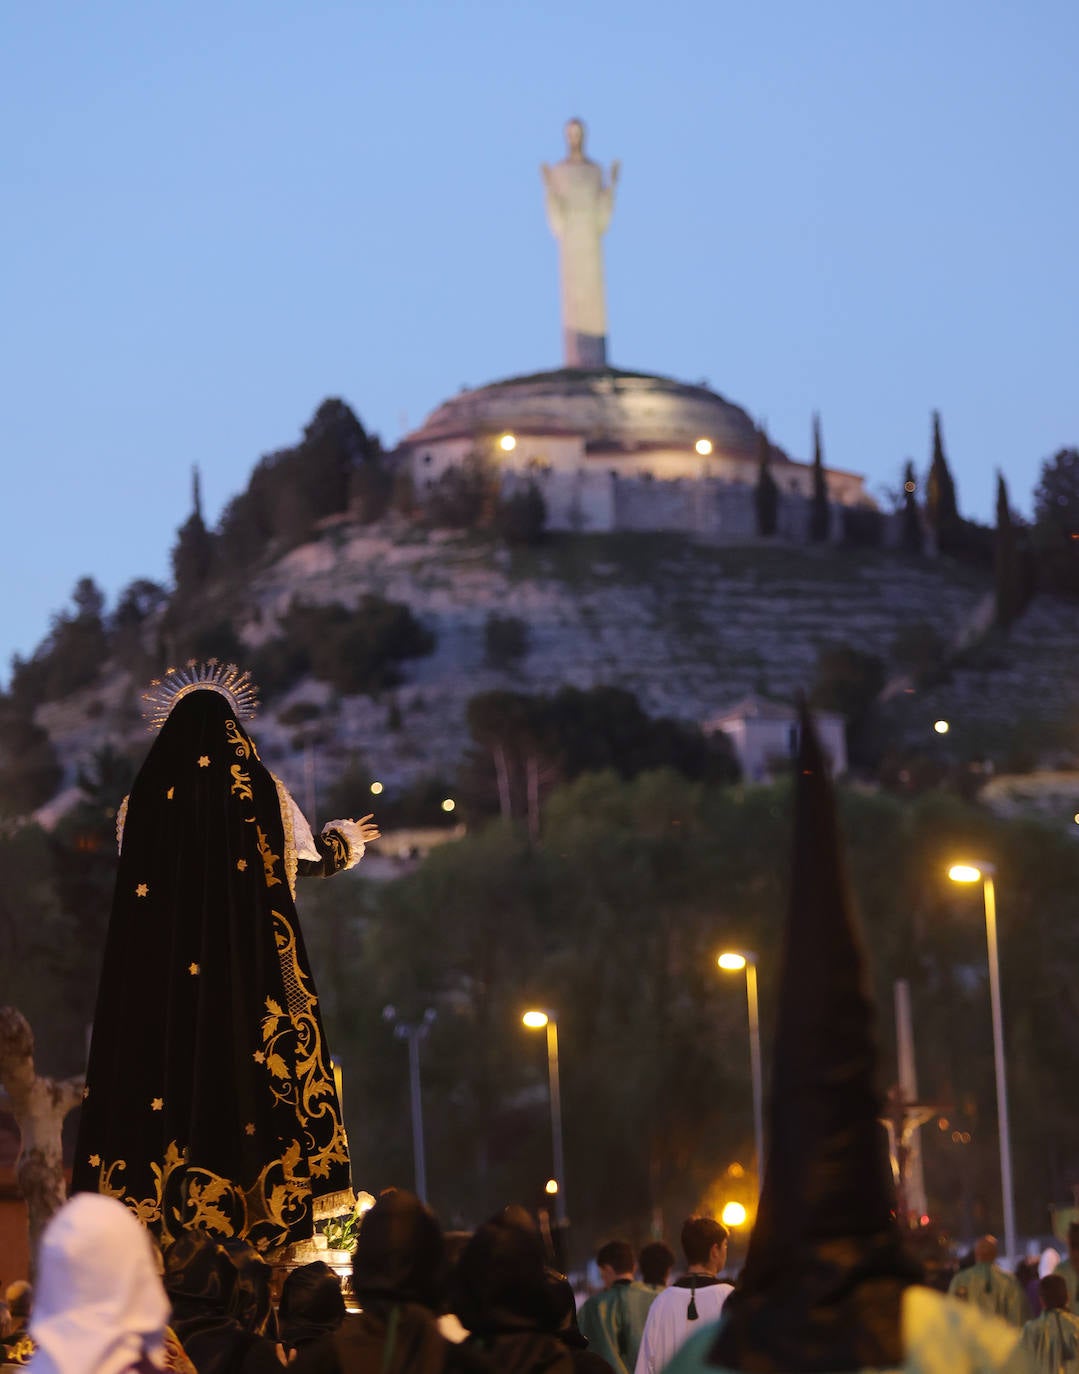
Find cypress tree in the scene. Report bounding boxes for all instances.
[924,411,961,553]
[901,460,923,554]
[995,470,1021,629]
[809,413,830,542]
[755,427,779,538]
[171,466,216,601]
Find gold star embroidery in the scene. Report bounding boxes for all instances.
[253,1050,265,1064]
[135,883,149,898]
[245,1122,256,1136]
[166,786,175,799]
[198,755,210,768]
[151,1097,163,1111]
[89,1153,100,1167]
[236,859,247,872]
[189,962,200,976]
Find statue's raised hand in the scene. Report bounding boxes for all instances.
[354,813,380,844]
[609,159,621,185]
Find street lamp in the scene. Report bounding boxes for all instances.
[717,952,764,1199]
[383,1006,436,1203]
[522,1009,567,1229]
[947,861,1016,1264]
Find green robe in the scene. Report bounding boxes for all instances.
[1020,1309,1079,1374]
[661,1286,1032,1374]
[578,1280,659,1374]
[949,1263,1029,1328]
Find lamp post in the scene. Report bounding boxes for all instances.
[383,1006,436,1204]
[717,952,764,1199]
[947,862,1016,1264]
[522,1010,567,1229]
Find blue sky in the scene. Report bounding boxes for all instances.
[2,2,1076,675]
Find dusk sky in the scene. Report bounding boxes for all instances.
[2,2,1076,677]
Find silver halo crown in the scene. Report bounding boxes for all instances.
[141,659,260,730]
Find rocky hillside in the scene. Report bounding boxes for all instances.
[29,519,1079,816]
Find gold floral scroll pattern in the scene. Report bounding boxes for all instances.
[225,718,260,762]
[261,910,350,1181]
[230,765,253,801]
[86,1137,310,1252]
[256,828,282,887]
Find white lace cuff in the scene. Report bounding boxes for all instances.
[322,819,367,870]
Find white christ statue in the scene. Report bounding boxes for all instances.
[541,118,619,369]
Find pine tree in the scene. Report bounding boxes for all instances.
[901,460,923,554]
[995,471,1021,629]
[924,411,961,553]
[755,427,779,538]
[809,413,830,542]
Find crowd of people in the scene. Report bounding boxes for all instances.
[5,1196,1079,1374]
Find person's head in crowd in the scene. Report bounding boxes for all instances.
[638,1241,675,1288]
[163,1229,274,1374]
[450,1211,558,1336]
[1040,1274,1069,1311]
[973,1236,999,1266]
[27,1194,169,1374]
[681,1216,729,1275]
[278,1262,345,1353]
[352,1189,446,1312]
[596,1241,635,1289]
[6,1283,32,1331]
[219,1240,273,1337]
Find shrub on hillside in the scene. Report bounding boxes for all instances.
[495,482,546,545]
[278,596,435,695]
[484,613,530,670]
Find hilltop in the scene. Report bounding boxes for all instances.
[24,518,1079,816]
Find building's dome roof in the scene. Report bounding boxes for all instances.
[403,367,790,462]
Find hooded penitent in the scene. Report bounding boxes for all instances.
[709,708,921,1373]
[27,1194,170,1374]
[323,1191,449,1374]
[72,677,351,1250]
[163,1230,273,1374]
[279,1262,346,1351]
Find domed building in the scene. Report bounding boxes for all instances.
[401,120,874,540]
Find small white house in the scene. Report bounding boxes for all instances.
[703,695,848,783]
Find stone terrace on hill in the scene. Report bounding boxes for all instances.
[236,527,1079,793]
[32,527,1079,805]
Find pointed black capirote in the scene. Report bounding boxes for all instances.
[709,707,919,1372]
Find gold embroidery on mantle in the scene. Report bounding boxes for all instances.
[256,828,282,887]
[230,765,253,801]
[260,910,350,1181]
[87,1136,311,1251]
[225,717,260,761]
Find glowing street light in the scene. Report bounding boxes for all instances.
[370,781,384,795]
[718,951,764,1199]
[695,438,714,456]
[441,798,456,813]
[933,720,950,735]
[947,860,1015,1264]
[523,1009,566,1229]
[499,433,517,452]
[721,1201,747,1228]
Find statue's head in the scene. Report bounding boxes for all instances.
[564,118,586,156]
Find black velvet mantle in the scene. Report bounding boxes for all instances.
[72,688,351,1251]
